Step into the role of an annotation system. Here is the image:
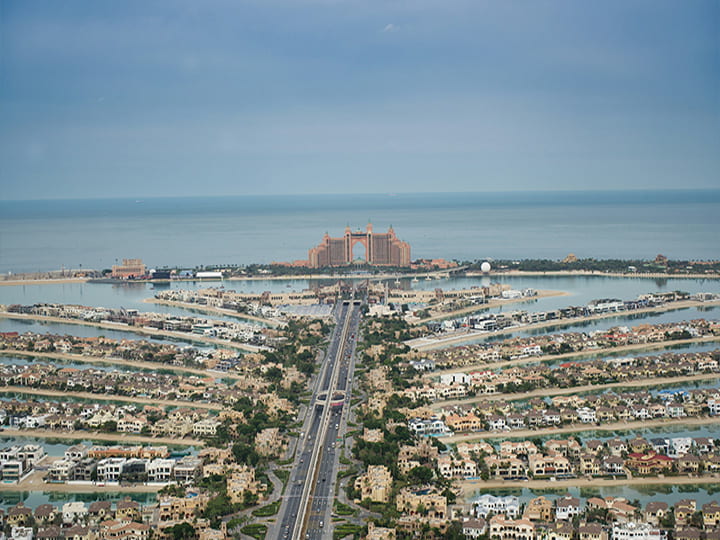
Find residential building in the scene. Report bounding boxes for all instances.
[62,502,87,524]
[488,515,534,540]
[354,465,393,503]
[612,522,662,540]
[474,495,520,518]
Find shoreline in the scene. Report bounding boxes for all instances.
[438,415,720,444]
[0,311,262,352]
[459,472,720,497]
[407,298,720,351]
[432,372,720,410]
[484,270,720,280]
[0,427,203,446]
[143,297,282,327]
[0,385,223,410]
[0,456,164,493]
[0,348,243,380]
[423,335,720,379]
[0,278,90,287]
[0,268,718,288]
[412,290,570,326]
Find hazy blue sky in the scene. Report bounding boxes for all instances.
[1,0,718,200]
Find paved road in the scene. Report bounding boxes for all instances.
[274,300,361,540]
[305,303,360,540]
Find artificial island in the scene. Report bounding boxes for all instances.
[0,225,719,540]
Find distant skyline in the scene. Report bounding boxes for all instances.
[1,0,719,200]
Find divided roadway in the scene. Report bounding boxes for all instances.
[274,300,361,540]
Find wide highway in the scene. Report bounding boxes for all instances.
[274,298,361,539]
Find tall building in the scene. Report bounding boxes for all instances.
[111,259,146,278]
[308,224,410,268]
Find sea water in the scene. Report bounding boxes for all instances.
[1,190,718,274]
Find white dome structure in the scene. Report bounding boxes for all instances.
[480,261,491,273]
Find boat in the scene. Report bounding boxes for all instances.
[412,277,419,283]
[425,276,432,281]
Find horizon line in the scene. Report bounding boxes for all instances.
[3,187,720,203]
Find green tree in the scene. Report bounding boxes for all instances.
[101,420,117,432]
[163,523,196,540]
[408,466,434,485]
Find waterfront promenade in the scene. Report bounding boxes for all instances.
[144,297,282,327]
[0,349,242,380]
[412,289,569,325]
[1,267,718,287]
[423,335,720,377]
[459,472,720,495]
[408,297,720,351]
[0,427,203,447]
[437,415,720,444]
[431,372,720,410]
[0,311,263,352]
[0,385,224,410]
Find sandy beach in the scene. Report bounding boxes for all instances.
[459,472,720,496]
[0,385,223,410]
[433,372,720,410]
[0,348,242,380]
[423,335,720,379]
[0,427,203,446]
[144,297,282,327]
[0,311,262,352]
[408,298,720,351]
[439,416,720,444]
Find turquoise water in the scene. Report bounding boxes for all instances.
[0,280,273,323]
[1,274,717,347]
[0,490,157,511]
[0,318,197,347]
[1,190,718,273]
[408,275,720,310]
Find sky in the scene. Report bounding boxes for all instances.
[1,0,718,200]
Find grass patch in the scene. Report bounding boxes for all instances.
[333,523,362,539]
[275,469,290,489]
[226,517,246,531]
[240,523,267,539]
[339,454,353,466]
[338,467,357,479]
[350,397,362,406]
[334,499,356,516]
[251,500,280,517]
[367,501,392,514]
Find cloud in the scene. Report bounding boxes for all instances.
[382,23,397,33]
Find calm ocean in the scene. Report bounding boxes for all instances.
[0,190,718,274]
